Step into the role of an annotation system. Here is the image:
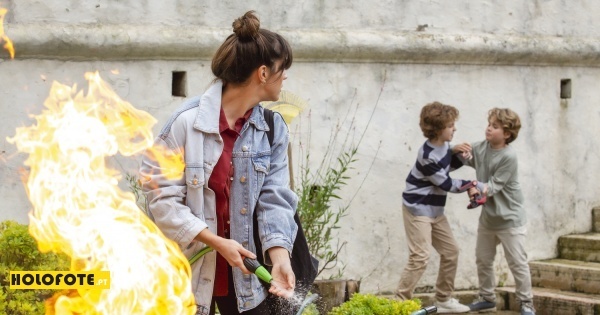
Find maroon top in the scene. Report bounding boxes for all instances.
[210,107,252,297]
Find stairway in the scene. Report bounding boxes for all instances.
[392,208,600,315]
[507,206,600,315]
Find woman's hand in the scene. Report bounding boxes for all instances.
[267,247,295,298]
[213,238,257,274]
[195,229,256,274]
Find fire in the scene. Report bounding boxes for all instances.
[8,72,195,314]
[0,7,15,58]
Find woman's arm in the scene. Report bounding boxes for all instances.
[139,115,205,250]
[255,113,298,264]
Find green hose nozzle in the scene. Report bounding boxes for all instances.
[243,258,273,284]
[188,247,272,284]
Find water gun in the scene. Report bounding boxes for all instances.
[459,180,487,209]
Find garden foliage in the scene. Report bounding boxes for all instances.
[0,220,70,315]
[328,293,421,315]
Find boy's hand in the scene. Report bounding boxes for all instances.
[452,142,471,153]
[452,142,472,160]
[467,187,479,199]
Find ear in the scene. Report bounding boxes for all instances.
[257,65,268,84]
[503,130,511,141]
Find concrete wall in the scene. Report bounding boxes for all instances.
[1,0,600,294]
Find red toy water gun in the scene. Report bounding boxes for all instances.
[459,181,487,209]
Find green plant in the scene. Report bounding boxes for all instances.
[328,293,421,315]
[0,220,70,315]
[295,81,384,278]
[126,172,148,215]
[296,143,357,278]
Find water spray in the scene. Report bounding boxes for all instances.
[189,247,319,314]
[295,293,319,315]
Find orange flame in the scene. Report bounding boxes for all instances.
[0,7,15,58]
[7,72,194,314]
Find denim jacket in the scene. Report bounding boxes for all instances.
[140,81,298,313]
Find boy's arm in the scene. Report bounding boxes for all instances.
[452,142,474,167]
[419,157,472,193]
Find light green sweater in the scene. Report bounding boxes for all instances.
[463,141,526,230]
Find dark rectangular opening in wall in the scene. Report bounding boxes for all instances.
[172,71,187,97]
[560,79,571,99]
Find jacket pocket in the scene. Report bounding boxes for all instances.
[251,155,269,199]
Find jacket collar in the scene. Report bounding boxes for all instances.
[193,80,269,133]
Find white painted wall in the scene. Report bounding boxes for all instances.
[1,0,599,294]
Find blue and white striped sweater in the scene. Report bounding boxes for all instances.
[402,141,470,217]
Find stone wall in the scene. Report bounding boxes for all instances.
[1,0,599,293]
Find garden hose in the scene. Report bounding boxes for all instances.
[187,247,274,285]
[410,305,437,315]
[188,246,213,265]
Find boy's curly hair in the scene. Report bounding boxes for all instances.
[488,108,521,144]
[419,101,459,140]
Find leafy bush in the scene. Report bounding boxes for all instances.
[328,293,421,315]
[0,220,70,315]
[296,144,358,278]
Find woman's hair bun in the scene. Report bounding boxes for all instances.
[232,11,260,41]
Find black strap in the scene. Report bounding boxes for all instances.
[255,107,318,313]
[263,108,275,147]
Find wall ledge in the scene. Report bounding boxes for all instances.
[3,23,600,67]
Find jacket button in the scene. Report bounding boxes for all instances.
[240,208,247,215]
[244,301,251,308]
[242,145,249,152]
[240,176,246,183]
[192,177,198,185]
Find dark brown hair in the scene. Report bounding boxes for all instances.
[488,108,521,144]
[419,101,459,140]
[211,11,293,84]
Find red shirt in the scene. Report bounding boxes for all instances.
[210,107,252,297]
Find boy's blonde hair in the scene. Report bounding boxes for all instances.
[488,108,521,144]
[419,101,459,140]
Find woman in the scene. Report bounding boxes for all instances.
[140,11,298,315]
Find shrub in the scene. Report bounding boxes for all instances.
[328,293,421,315]
[0,221,70,315]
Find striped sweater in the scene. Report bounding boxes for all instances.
[402,141,470,217]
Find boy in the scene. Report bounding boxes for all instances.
[459,108,535,315]
[396,101,472,314]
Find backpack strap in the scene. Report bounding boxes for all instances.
[263,108,275,147]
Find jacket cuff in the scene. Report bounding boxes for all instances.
[177,219,208,249]
[262,233,293,265]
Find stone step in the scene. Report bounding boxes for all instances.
[530,259,600,294]
[558,233,600,263]
[379,291,519,313]
[497,286,600,315]
[407,286,600,314]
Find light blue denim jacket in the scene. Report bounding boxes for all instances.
[140,81,298,314]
